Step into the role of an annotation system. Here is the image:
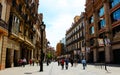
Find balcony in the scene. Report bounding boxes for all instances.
[24,36,35,48]
[18,32,24,42]
[0,19,8,35]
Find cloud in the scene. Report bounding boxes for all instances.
[38,0,86,49]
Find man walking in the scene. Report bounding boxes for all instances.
[81,59,86,70]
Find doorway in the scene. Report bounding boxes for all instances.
[5,48,12,68]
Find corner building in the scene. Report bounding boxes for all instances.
[0,0,9,70]
[0,0,39,70]
[66,13,86,62]
[85,0,120,64]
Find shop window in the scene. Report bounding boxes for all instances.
[99,6,104,17]
[110,0,120,8]
[111,9,120,22]
[0,4,2,18]
[98,19,106,30]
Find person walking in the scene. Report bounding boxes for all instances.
[22,58,27,67]
[65,58,69,70]
[81,59,86,70]
[29,59,32,66]
[58,59,60,66]
[18,58,23,66]
[61,59,64,70]
[35,59,39,66]
[70,58,74,67]
[46,59,49,66]
[32,58,35,66]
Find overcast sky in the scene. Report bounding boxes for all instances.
[38,0,86,49]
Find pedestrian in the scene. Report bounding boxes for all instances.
[32,58,35,66]
[46,59,49,66]
[61,59,64,70]
[18,58,23,66]
[35,59,39,66]
[58,59,60,66]
[22,58,27,67]
[74,58,78,67]
[70,58,74,67]
[29,59,32,66]
[65,58,69,70]
[81,59,86,70]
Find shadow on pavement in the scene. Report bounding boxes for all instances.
[24,71,40,74]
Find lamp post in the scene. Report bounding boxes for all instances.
[103,32,107,71]
[40,22,45,72]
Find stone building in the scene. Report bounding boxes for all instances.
[56,42,62,56]
[85,0,120,64]
[34,13,47,61]
[0,0,9,70]
[66,12,86,61]
[0,0,40,70]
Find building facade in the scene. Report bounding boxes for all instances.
[0,0,9,70]
[66,13,86,61]
[34,13,47,63]
[0,0,40,70]
[85,0,120,64]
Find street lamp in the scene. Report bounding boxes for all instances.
[40,22,45,72]
[103,32,108,71]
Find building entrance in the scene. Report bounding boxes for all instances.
[5,48,12,68]
[14,50,19,67]
[98,51,105,63]
[113,49,120,64]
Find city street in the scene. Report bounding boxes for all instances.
[0,62,120,75]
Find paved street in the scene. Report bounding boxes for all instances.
[0,62,120,75]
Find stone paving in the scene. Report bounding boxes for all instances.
[0,62,120,75]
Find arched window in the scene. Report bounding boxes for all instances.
[0,3,2,18]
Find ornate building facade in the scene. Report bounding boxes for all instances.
[0,0,41,70]
[66,12,86,61]
[85,0,120,64]
[34,13,47,62]
[0,0,9,70]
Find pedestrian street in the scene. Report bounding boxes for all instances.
[0,62,120,75]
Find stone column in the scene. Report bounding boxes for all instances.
[94,49,98,63]
[1,36,8,70]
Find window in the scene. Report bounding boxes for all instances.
[98,19,106,30]
[110,0,120,8]
[0,4,2,18]
[12,15,20,35]
[90,38,94,46]
[90,26,94,34]
[111,9,120,22]
[99,7,104,17]
[89,16,94,24]
[12,0,16,6]
[112,25,120,37]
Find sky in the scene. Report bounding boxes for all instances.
[38,0,86,49]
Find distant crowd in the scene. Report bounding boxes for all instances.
[17,57,87,70]
[57,58,87,70]
[18,58,39,67]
